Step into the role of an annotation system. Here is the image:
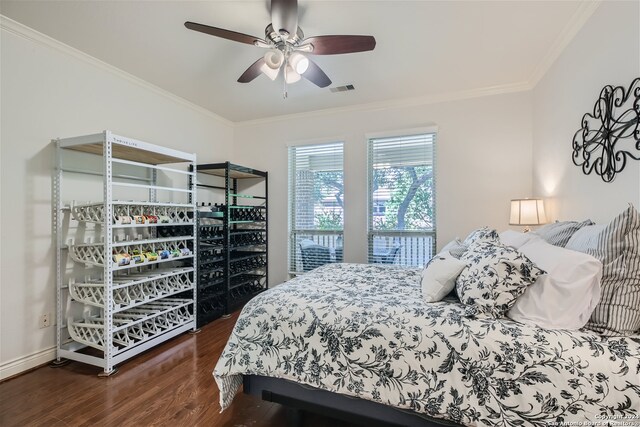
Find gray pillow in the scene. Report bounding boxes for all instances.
[455,241,545,318]
[531,219,593,247]
[566,204,640,336]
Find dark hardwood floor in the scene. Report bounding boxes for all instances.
[0,311,358,427]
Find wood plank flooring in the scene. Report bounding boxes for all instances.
[0,311,358,427]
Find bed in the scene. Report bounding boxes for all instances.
[214,263,640,426]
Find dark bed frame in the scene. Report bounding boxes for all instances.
[243,375,463,427]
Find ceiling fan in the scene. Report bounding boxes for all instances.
[184,0,376,96]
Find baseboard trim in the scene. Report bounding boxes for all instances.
[0,347,56,381]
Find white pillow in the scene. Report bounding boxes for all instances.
[421,252,468,303]
[499,230,542,249]
[507,238,602,330]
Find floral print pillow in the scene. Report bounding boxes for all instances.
[456,241,545,318]
[463,227,500,246]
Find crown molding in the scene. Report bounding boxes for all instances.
[236,80,532,127]
[0,15,234,128]
[238,0,601,127]
[2,0,600,128]
[528,0,601,88]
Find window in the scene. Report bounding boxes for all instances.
[368,133,436,266]
[288,142,344,274]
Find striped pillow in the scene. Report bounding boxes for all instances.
[565,204,640,336]
[532,219,594,247]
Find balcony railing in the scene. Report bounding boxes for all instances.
[289,229,436,274]
[368,230,436,267]
[289,229,343,275]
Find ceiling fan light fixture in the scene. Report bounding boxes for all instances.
[264,49,284,69]
[289,52,309,74]
[184,0,375,92]
[260,62,280,81]
[284,64,301,84]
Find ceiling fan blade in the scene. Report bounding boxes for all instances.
[304,35,376,55]
[302,59,331,88]
[185,21,263,46]
[271,0,298,38]
[238,58,266,83]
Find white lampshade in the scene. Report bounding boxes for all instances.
[289,52,309,74]
[260,63,280,81]
[510,199,547,226]
[264,50,284,69]
[284,64,301,83]
[261,50,284,81]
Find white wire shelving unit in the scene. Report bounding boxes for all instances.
[53,131,197,376]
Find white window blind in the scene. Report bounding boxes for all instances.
[288,142,344,274]
[368,133,436,266]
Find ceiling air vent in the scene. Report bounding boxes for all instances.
[330,84,355,93]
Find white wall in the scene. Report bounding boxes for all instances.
[532,1,640,223]
[0,22,234,377]
[234,91,534,286]
[11,0,630,376]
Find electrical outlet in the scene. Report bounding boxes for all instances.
[39,313,51,328]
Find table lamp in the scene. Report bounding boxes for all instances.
[509,198,547,232]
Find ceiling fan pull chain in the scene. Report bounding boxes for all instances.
[283,67,288,99]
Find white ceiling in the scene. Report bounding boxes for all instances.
[1,1,589,122]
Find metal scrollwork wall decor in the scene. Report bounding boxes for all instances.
[572,77,640,182]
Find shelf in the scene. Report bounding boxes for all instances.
[71,201,193,225]
[199,243,224,250]
[231,243,266,251]
[229,193,267,200]
[196,162,267,179]
[199,257,225,266]
[199,265,225,275]
[70,235,192,249]
[229,266,266,278]
[113,182,194,194]
[112,201,194,208]
[196,300,225,328]
[69,239,193,270]
[67,298,194,353]
[110,236,191,249]
[229,220,266,224]
[113,222,195,230]
[56,131,197,375]
[230,229,266,235]
[230,273,266,290]
[193,160,267,326]
[59,132,195,164]
[199,278,225,291]
[69,267,194,310]
[198,211,224,219]
[228,288,267,311]
[230,251,267,261]
[199,237,224,244]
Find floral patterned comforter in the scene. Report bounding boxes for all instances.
[214,263,640,426]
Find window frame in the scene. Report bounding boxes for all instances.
[287,140,345,275]
[366,128,438,266]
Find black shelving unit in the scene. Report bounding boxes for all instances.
[191,162,268,327]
